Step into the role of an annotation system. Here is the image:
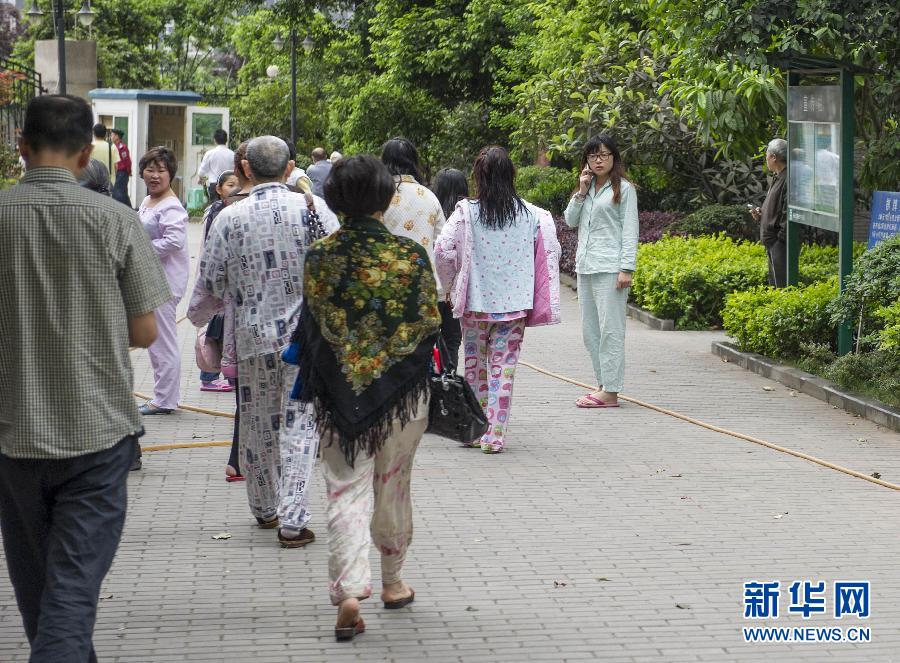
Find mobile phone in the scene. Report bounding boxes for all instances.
[746,203,754,209]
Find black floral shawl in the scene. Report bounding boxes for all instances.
[293,216,440,465]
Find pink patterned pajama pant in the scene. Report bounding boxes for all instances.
[320,398,427,605]
[461,316,526,452]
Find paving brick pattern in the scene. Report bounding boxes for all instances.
[2,222,898,662]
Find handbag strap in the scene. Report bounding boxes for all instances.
[434,332,454,376]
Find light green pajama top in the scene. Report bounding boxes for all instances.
[563,178,639,274]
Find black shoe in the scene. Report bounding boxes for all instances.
[130,456,142,471]
[278,528,315,548]
[138,403,174,415]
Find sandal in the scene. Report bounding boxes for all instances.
[575,393,620,408]
[334,616,365,641]
[383,589,415,610]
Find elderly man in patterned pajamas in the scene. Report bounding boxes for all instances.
[190,135,339,547]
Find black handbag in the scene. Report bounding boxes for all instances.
[427,334,489,444]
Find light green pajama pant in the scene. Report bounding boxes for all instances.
[577,272,629,393]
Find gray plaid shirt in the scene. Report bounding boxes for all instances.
[0,167,171,459]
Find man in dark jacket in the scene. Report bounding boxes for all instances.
[751,138,788,287]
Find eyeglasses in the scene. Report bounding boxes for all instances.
[587,152,613,162]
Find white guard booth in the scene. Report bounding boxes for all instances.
[88,89,231,205]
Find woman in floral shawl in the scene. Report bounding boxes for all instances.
[293,155,440,641]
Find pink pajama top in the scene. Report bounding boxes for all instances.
[138,195,190,299]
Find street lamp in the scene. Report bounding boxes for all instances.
[273,29,313,148]
[26,0,96,95]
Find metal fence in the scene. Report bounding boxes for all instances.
[0,57,45,148]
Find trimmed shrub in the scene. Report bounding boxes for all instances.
[665,204,757,242]
[722,278,839,358]
[516,165,576,217]
[631,236,854,329]
[631,235,767,329]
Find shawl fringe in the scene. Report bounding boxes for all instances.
[296,306,434,467]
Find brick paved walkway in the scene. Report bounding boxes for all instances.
[2,221,898,662]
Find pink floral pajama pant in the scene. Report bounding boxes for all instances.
[461,316,526,452]
[320,398,428,606]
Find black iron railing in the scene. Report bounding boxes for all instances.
[0,57,45,148]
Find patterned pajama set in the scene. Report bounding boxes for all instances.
[138,197,190,410]
[442,202,540,452]
[193,183,340,532]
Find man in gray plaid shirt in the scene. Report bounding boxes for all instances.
[0,96,171,662]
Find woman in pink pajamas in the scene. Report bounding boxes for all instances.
[137,147,190,415]
[435,146,557,453]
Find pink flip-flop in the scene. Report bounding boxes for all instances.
[575,394,620,408]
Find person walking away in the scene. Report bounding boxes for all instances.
[78,157,112,195]
[137,147,190,417]
[381,137,460,367]
[90,122,118,179]
[750,138,788,288]
[431,167,471,365]
[110,128,132,207]
[306,147,332,197]
[0,94,170,662]
[191,135,339,547]
[198,128,235,203]
[210,141,251,482]
[564,134,638,409]
[282,138,314,193]
[435,146,560,453]
[292,155,440,640]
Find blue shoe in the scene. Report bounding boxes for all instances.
[138,402,174,415]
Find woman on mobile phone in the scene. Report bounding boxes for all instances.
[564,134,638,409]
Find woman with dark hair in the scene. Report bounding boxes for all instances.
[137,146,190,416]
[431,167,469,220]
[380,138,462,367]
[564,134,638,409]
[293,155,440,641]
[435,146,560,454]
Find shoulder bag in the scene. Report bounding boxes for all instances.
[427,334,488,445]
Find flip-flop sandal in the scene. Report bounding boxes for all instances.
[225,473,245,482]
[575,394,620,408]
[334,617,365,641]
[383,589,415,610]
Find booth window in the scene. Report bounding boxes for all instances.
[192,113,223,145]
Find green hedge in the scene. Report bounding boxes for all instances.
[515,165,575,217]
[722,278,838,358]
[631,235,766,329]
[631,235,864,329]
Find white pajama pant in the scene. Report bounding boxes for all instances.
[320,397,428,605]
[147,297,181,410]
[578,272,629,393]
[237,353,319,533]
